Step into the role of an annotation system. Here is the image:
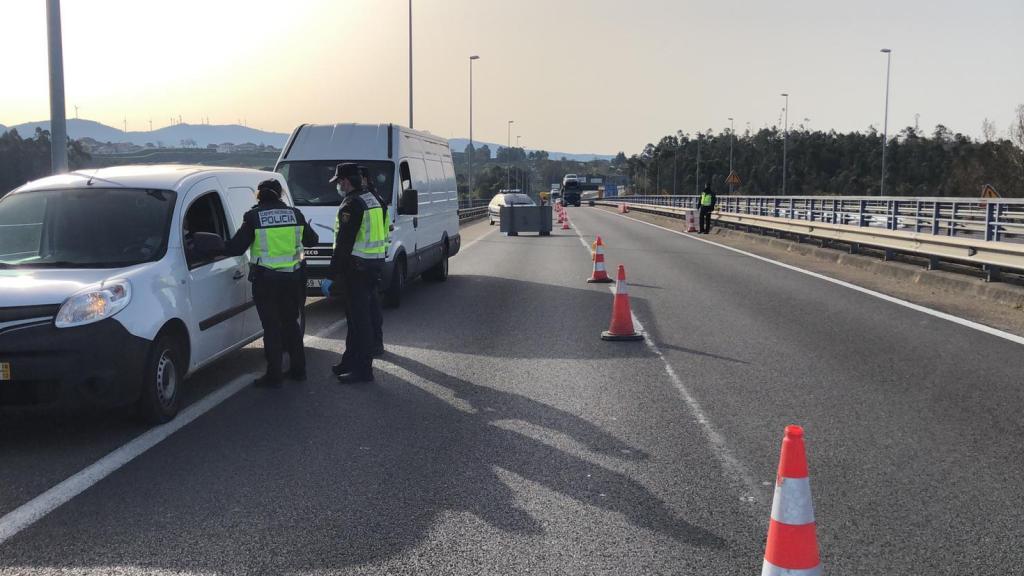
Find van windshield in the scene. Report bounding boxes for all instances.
[277,160,395,207]
[0,188,175,268]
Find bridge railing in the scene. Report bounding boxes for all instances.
[616,195,1024,243]
[457,206,488,223]
[599,195,1024,278]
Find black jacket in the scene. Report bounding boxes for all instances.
[329,189,371,278]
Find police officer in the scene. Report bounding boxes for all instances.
[221,179,317,387]
[360,165,388,357]
[321,163,386,383]
[698,183,717,234]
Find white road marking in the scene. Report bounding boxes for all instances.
[459,226,498,252]
[607,209,1024,347]
[570,217,766,505]
[0,318,347,547]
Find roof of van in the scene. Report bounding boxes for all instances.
[279,123,450,163]
[11,165,271,194]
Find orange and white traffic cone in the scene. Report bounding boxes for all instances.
[601,265,643,341]
[561,215,571,230]
[587,236,613,283]
[762,425,822,576]
[685,209,698,233]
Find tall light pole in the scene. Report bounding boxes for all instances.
[880,48,892,196]
[408,0,413,128]
[507,120,514,189]
[695,134,701,195]
[468,55,479,205]
[516,136,522,191]
[781,93,789,195]
[728,117,735,194]
[46,0,68,174]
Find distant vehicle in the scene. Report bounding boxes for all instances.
[562,179,582,207]
[0,165,295,423]
[276,123,460,307]
[562,174,579,187]
[550,183,562,193]
[488,191,536,225]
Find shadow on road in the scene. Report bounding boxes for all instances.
[0,345,726,572]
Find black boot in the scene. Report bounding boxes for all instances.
[337,370,374,385]
[331,362,350,376]
[253,373,283,388]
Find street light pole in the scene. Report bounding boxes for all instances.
[880,48,892,196]
[781,93,789,195]
[728,117,735,193]
[695,134,701,195]
[46,0,68,174]
[408,0,413,128]
[507,120,514,189]
[468,55,479,205]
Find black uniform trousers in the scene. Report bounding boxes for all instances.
[369,273,384,352]
[341,260,382,375]
[699,206,714,234]
[252,268,306,378]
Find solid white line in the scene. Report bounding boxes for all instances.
[459,226,498,252]
[571,216,765,505]
[606,209,1024,347]
[0,317,347,547]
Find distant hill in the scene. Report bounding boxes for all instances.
[0,124,6,134]
[448,138,614,162]
[7,119,289,148]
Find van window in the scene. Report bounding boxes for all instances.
[277,161,395,207]
[0,188,175,268]
[183,192,229,269]
[399,161,412,191]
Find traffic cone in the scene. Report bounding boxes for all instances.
[685,210,698,233]
[587,236,613,283]
[601,265,643,341]
[762,425,822,576]
[561,216,571,230]
[558,210,565,224]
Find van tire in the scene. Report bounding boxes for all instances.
[137,333,183,424]
[423,243,449,282]
[384,257,406,308]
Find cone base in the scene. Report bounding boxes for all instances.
[587,277,613,283]
[601,330,643,341]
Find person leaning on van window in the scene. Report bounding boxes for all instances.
[219,178,317,388]
[360,165,389,357]
[320,163,386,383]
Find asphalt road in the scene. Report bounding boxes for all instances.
[2,210,1023,575]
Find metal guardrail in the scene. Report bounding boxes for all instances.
[458,206,488,223]
[598,195,1024,279]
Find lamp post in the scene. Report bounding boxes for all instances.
[880,48,892,196]
[46,0,68,174]
[728,117,735,193]
[507,120,514,189]
[468,55,479,205]
[695,133,701,195]
[408,0,413,128]
[781,93,789,195]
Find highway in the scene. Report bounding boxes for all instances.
[3,207,1024,575]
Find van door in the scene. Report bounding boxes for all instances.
[399,157,429,274]
[181,182,248,364]
[225,185,262,339]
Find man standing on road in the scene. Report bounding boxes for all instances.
[360,165,388,357]
[221,179,317,387]
[699,183,717,234]
[321,163,387,383]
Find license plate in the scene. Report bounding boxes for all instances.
[306,279,323,289]
[0,362,10,381]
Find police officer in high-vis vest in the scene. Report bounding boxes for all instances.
[221,178,317,388]
[321,163,386,383]
[698,183,717,234]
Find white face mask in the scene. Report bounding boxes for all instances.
[337,184,344,195]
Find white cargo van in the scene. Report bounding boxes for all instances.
[274,123,460,306]
[0,165,295,423]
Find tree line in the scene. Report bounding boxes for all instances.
[0,128,91,196]
[629,106,1024,198]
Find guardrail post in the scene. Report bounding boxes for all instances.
[914,201,922,233]
[984,202,995,242]
[931,203,940,235]
[949,202,957,237]
[890,200,900,230]
[858,200,866,227]
[773,198,780,218]
[984,265,1002,283]
[790,198,796,220]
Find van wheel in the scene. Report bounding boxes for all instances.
[424,244,449,282]
[384,258,405,308]
[137,334,182,424]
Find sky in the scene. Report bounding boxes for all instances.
[1,0,1022,155]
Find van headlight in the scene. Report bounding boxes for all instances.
[55,280,132,328]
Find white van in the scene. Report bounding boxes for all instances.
[274,123,461,306]
[0,165,294,423]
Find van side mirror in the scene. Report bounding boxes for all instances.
[399,188,418,215]
[192,232,225,255]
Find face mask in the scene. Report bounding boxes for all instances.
[337,184,344,194]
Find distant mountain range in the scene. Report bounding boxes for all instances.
[3,119,289,148]
[0,120,614,161]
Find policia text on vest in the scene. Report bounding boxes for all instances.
[220,179,318,388]
[326,163,387,384]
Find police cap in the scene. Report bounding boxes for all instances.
[257,179,283,196]
[329,163,362,186]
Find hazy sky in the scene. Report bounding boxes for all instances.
[2,0,1022,154]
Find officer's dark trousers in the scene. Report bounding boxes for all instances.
[369,273,384,352]
[341,262,381,375]
[699,207,714,233]
[253,270,306,378]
